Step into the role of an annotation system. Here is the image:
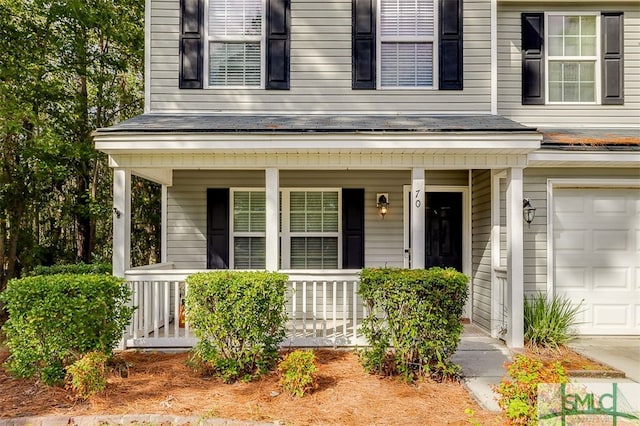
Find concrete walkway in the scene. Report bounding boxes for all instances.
[452,324,510,412]
[569,336,640,383]
[453,326,640,412]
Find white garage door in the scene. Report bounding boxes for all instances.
[553,187,640,335]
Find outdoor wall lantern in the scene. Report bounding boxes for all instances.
[113,207,121,219]
[523,198,536,227]
[377,193,389,219]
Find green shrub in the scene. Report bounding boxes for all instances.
[0,274,134,385]
[66,351,110,399]
[494,354,568,425]
[278,350,318,397]
[29,263,112,276]
[185,271,288,383]
[358,267,469,382]
[524,293,582,349]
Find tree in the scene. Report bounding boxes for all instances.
[0,0,148,291]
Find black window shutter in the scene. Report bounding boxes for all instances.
[439,0,463,90]
[266,0,290,90]
[342,189,365,269]
[207,188,229,269]
[602,12,624,105]
[521,13,544,105]
[352,0,376,89]
[179,0,204,89]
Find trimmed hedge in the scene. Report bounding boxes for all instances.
[0,274,133,385]
[28,263,112,276]
[185,271,288,383]
[358,267,469,382]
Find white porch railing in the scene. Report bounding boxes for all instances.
[123,267,367,348]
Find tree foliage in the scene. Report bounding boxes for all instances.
[0,0,157,292]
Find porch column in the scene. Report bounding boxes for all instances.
[161,185,168,263]
[411,168,425,269]
[265,168,280,271]
[113,168,131,278]
[506,167,524,348]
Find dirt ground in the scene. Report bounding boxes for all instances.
[0,343,612,426]
[0,348,502,425]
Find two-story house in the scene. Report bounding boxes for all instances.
[94,0,639,349]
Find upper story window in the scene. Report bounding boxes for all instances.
[352,0,462,90]
[179,0,290,90]
[207,0,263,87]
[379,0,435,88]
[521,11,623,105]
[547,14,597,103]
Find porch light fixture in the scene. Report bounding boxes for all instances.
[113,207,121,219]
[523,198,536,227]
[377,193,389,219]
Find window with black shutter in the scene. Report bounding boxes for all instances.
[179,0,290,89]
[352,0,463,89]
[521,11,623,105]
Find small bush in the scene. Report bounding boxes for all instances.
[278,350,318,397]
[494,354,568,425]
[66,351,110,399]
[358,267,469,383]
[29,263,112,276]
[185,271,288,383]
[0,274,134,385]
[524,293,582,349]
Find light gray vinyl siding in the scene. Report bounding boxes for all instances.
[497,3,640,127]
[471,169,492,332]
[166,169,469,269]
[522,168,640,298]
[149,0,491,113]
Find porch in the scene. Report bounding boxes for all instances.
[122,264,510,349]
[123,265,368,348]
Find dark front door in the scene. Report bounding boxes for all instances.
[425,192,463,271]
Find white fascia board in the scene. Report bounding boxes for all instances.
[95,131,542,154]
[528,150,640,167]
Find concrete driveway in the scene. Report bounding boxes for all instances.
[569,336,640,382]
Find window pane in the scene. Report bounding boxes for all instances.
[581,36,596,56]
[565,36,579,56]
[289,191,339,233]
[548,36,563,56]
[580,62,595,82]
[549,82,563,102]
[380,0,434,37]
[564,82,579,102]
[234,191,265,232]
[234,237,265,269]
[381,43,433,87]
[290,237,338,269]
[580,83,595,102]
[549,62,562,81]
[548,16,563,37]
[565,16,580,36]
[581,16,596,36]
[210,0,262,37]
[209,42,261,87]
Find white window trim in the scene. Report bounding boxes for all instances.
[229,188,266,269]
[204,0,266,89]
[544,11,601,105]
[280,188,342,270]
[376,0,439,90]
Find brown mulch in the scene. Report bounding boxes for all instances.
[0,348,502,425]
[520,345,615,373]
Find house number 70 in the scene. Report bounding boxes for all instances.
[415,189,421,208]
